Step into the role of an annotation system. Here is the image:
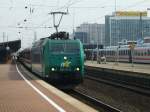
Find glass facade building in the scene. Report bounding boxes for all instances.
[75,23,105,45]
[105,15,150,46]
[74,32,88,44]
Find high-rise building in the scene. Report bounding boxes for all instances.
[74,32,88,44]
[105,11,150,46]
[75,23,105,45]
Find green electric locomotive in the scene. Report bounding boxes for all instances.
[19,32,84,88]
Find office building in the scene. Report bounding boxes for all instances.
[75,23,105,45]
[105,11,150,46]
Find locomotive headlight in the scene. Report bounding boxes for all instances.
[76,67,80,71]
[51,68,55,71]
[64,56,67,60]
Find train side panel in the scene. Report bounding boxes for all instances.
[42,39,50,78]
[31,46,43,76]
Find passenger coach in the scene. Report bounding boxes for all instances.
[85,44,150,64]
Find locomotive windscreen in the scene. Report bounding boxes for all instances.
[50,43,79,54]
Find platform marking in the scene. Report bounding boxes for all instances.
[16,64,66,112]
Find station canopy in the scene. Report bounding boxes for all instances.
[0,40,21,53]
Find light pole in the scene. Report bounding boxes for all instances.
[96,24,99,63]
[131,30,136,68]
[116,29,120,65]
[109,18,112,46]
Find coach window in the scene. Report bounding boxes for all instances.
[144,49,146,56]
[136,50,138,56]
[119,50,121,55]
[137,51,139,56]
[134,50,136,56]
[104,51,106,56]
[137,50,139,56]
[138,51,140,56]
[127,50,129,55]
[136,50,139,56]
[139,51,141,56]
[120,50,122,55]
[145,50,147,56]
[142,51,144,56]
[148,49,150,56]
[141,51,143,56]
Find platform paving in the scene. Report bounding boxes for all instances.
[0,61,97,112]
[85,60,150,75]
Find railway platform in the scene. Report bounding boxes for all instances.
[0,61,97,112]
[85,60,150,76]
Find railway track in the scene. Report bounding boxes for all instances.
[67,89,122,112]
[85,75,150,97]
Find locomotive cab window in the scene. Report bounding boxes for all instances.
[50,42,80,54]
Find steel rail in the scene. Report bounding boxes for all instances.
[71,89,122,112]
[85,75,150,96]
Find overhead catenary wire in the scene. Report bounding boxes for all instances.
[32,0,81,29]
[12,0,79,30]
[1,0,150,43]
[2,0,150,29]
[10,0,149,31]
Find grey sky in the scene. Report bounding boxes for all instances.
[0,0,150,48]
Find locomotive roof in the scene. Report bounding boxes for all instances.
[32,38,80,47]
[32,38,47,47]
